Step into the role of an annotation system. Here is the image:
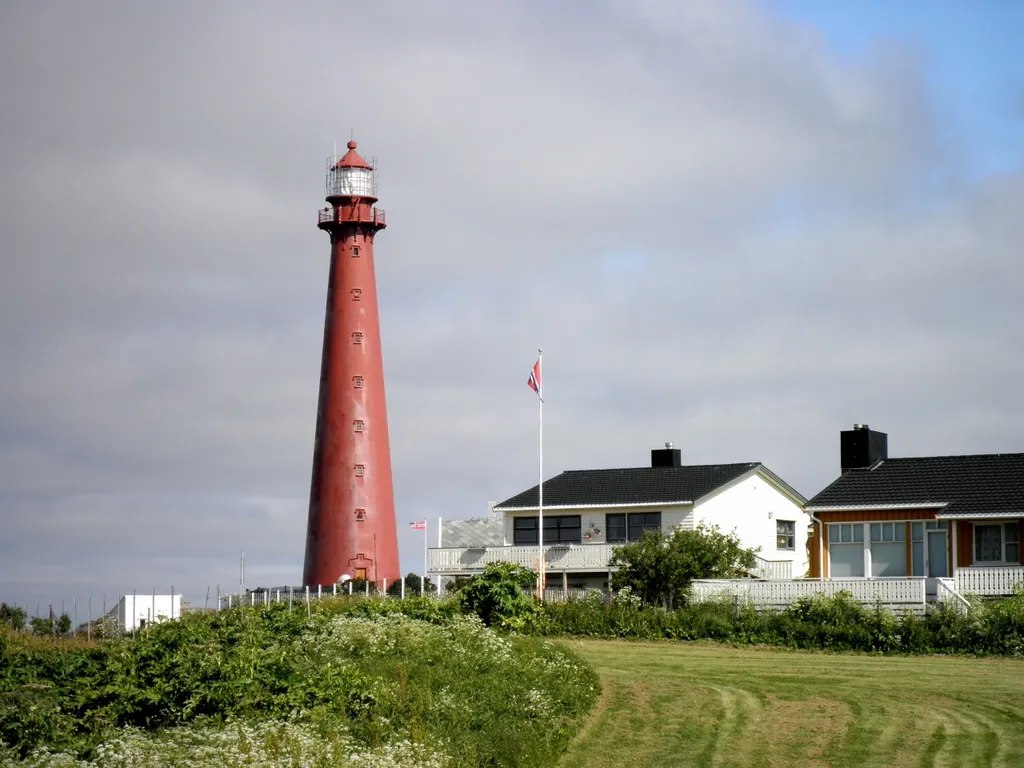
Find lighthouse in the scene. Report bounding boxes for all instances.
[303,141,400,588]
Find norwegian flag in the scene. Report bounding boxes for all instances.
[409,520,427,531]
[527,358,542,397]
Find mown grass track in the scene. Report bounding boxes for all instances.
[559,640,1024,768]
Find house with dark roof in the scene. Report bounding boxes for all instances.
[803,424,1024,599]
[428,444,809,591]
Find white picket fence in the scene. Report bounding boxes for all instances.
[690,578,927,613]
[955,566,1024,596]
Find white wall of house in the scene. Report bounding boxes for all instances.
[694,470,810,575]
[112,594,182,632]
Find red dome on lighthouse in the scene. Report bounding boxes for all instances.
[333,140,372,169]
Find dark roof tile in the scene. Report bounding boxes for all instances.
[806,453,1024,514]
[494,463,762,509]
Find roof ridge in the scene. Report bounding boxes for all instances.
[881,452,1024,462]
[562,461,760,474]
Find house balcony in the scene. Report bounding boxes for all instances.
[429,544,618,574]
[955,566,1024,596]
[428,545,793,579]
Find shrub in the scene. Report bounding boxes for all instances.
[0,608,599,767]
[609,524,757,608]
[455,562,539,630]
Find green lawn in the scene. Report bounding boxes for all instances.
[559,640,1024,768]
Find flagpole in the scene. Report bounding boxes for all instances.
[538,347,544,601]
[422,519,427,596]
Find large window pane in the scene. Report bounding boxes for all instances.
[513,517,537,546]
[830,543,865,577]
[544,515,581,544]
[871,542,906,577]
[607,514,626,543]
[975,524,1003,562]
[627,512,662,542]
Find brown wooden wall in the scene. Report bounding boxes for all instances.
[807,523,822,578]
[957,521,973,568]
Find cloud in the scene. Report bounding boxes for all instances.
[1,0,1021,612]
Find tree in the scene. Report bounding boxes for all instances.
[456,562,538,629]
[0,603,27,631]
[386,573,436,597]
[609,523,757,608]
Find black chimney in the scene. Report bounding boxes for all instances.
[840,424,887,472]
[651,442,682,468]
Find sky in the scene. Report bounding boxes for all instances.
[2,0,1022,616]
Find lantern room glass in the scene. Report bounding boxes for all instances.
[326,164,375,197]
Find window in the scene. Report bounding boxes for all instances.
[353,376,364,388]
[353,464,365,477]
[351,288,362,301]
[828,523,865,577]
[352,246,360,257]
[513,517,537,545]
[354,508,365,521]
[351,332,363,344]
[975,523,1020,564]
[353,420,364,432]
[870,522,906,577]
[776,520,795,550]
[512,515,582,545]
[607,512,662,543]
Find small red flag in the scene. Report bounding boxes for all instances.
[527,359,541,396]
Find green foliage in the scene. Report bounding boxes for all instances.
[609,523,758,607]
[26,615,71,638]
[456,561,540,630]
[385,572,436,597]
[0,601,598,767]
[531,589,1024,656]
[0,605,26,632]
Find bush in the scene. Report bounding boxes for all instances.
[0,605,599,767]
[526,589,1024,657]
[455,562,540,630]
[609,524,757,608]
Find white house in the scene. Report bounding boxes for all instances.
[108,593,182,632]
[428,445,809,591]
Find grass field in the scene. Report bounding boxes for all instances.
[559,640,1024,768]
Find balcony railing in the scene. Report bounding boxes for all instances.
[751,555,792,580]
[317,207,386,227]
[429,544,618,573]
[955,566,1024,596]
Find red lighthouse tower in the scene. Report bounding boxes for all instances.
[303,141,400,587]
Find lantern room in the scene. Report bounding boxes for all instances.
[326,140,376,199]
